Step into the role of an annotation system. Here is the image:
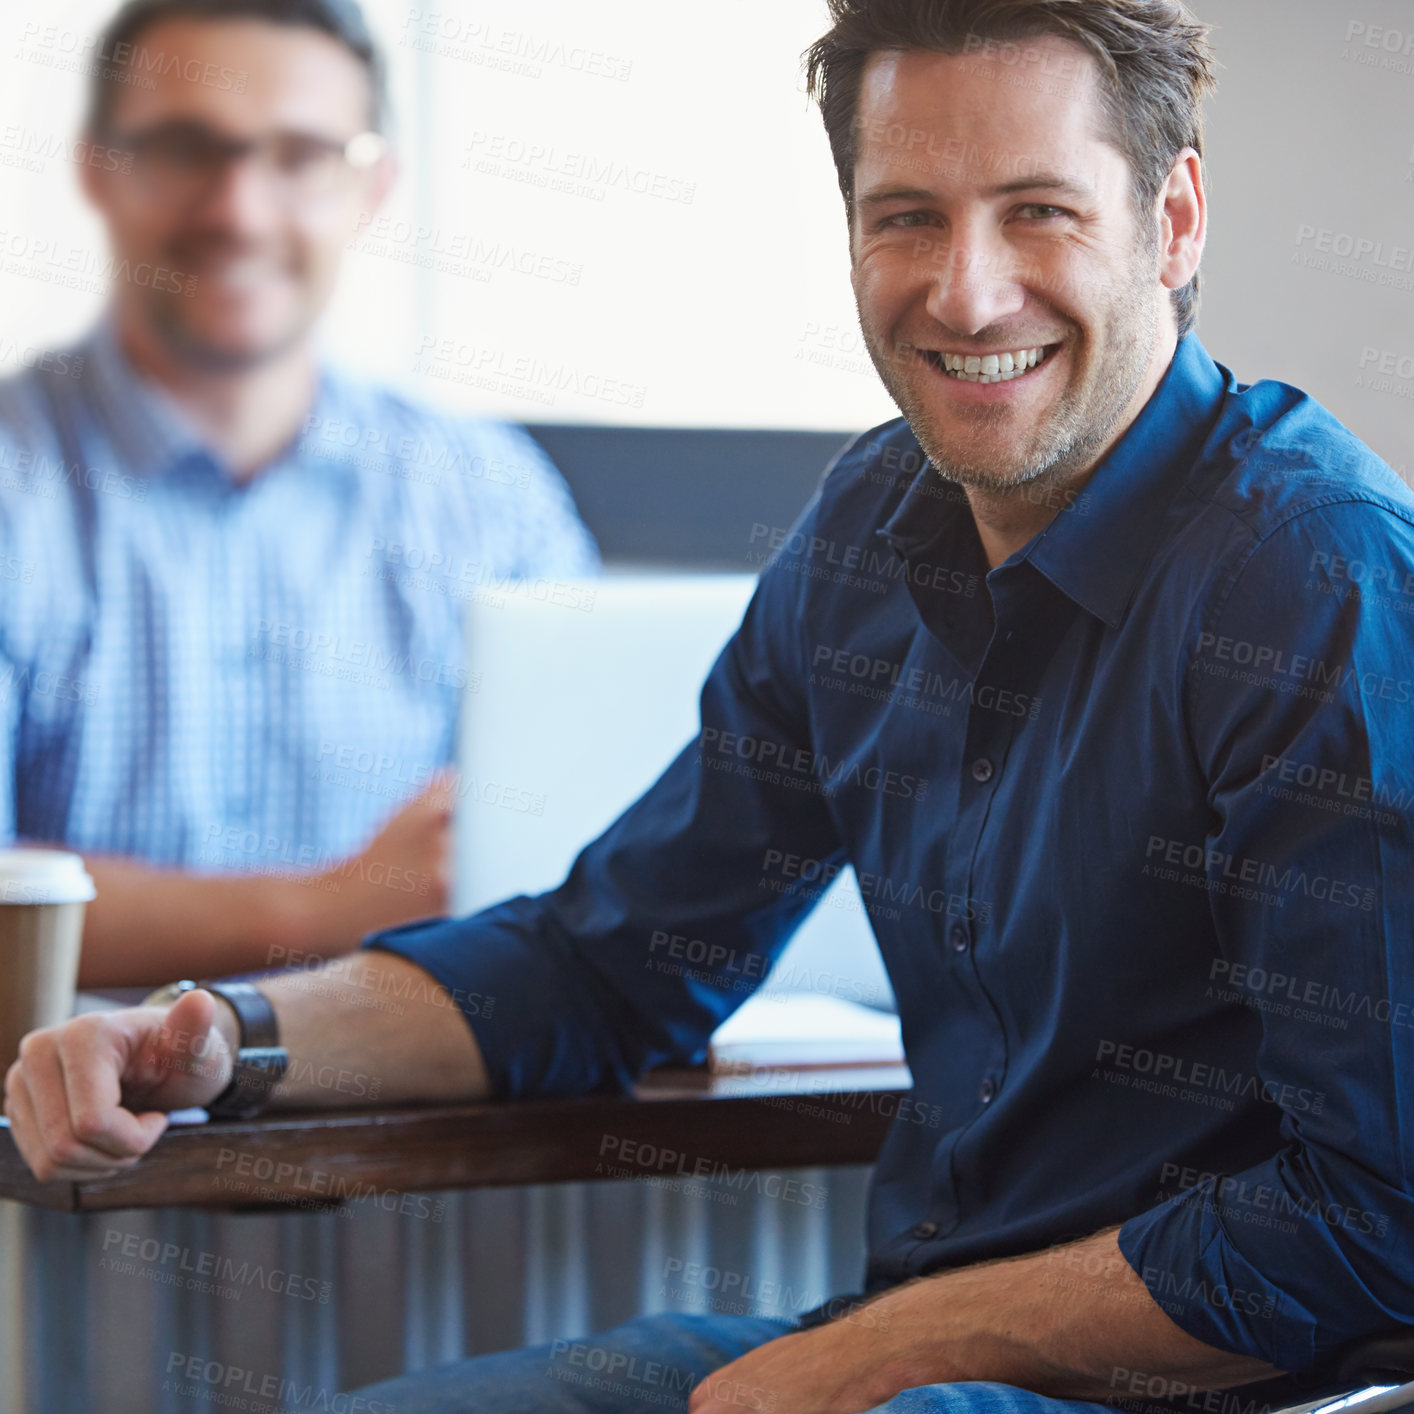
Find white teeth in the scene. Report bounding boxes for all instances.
[211,260,276,288]
[934,345,1050,381]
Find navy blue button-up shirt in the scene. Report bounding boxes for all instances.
[369,336,1414,1374]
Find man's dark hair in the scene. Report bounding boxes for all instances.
[87,0,386,136]
[804,0,1217,337]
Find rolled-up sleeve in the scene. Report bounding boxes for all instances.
[1118,500,1414,1372]
[364,490,847,1099]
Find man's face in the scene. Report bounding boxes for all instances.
[83,18,389,371]
[850,41,1166,495]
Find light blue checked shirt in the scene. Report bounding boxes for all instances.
[0,320,599,874]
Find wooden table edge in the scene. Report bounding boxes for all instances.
[1,1066,911,1213]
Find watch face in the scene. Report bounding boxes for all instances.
[143,980,196,1007]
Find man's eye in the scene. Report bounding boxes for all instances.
[879,211,935,229]
[273,139,332,173]
[147,135,216,169]
[1018,204,1066,221]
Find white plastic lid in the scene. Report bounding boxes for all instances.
[0,849,96,905]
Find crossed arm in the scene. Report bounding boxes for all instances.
[687,1225,1278,1411]
[69,776,456,988]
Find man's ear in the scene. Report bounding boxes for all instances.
[1158,147,1206,295]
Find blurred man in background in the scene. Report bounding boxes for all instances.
[0,0,599,986]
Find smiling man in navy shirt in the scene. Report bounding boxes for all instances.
[7,1,1414,1412]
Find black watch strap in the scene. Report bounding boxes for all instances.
[199,980,288,1119]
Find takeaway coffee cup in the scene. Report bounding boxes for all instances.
[0,849,95,1069]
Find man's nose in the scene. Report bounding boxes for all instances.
[188,151,284,234]
[922,222,1026,336]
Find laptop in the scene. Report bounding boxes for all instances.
[453,571,894,1012]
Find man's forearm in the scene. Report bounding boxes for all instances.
[875,1228,1278,1399]
[3,949,489,1184]
[79,857,333,988]
[244,950,491,1109]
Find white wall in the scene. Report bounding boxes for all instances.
[0,0,893,433]
[1192,0,1414,481]
[0,0,1409,473]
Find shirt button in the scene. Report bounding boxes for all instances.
[978,1077,997,1104]
[911,1220,939,1240]
[950,924,969,952]
[970,758,994,783]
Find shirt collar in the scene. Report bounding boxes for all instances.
[1022,333,1228,628]
[82,316,210,480]
[878,334,1229,630]
[81,316,347,487]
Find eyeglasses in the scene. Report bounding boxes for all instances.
[105,122,386,206]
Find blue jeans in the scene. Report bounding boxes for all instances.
[348,1310,1120,1413]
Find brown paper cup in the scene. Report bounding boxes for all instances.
[0,850,95,1069]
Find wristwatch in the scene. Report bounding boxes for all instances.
[143,979,289,1119]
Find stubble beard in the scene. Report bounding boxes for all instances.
[148,291,315,375]
[860,235,1162,498]
[145,234,318,375]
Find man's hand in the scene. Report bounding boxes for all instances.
[688,1303,922,1414]
[303,771,457,945]
[687,1287,955,1414]
[3,988,236,1182]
